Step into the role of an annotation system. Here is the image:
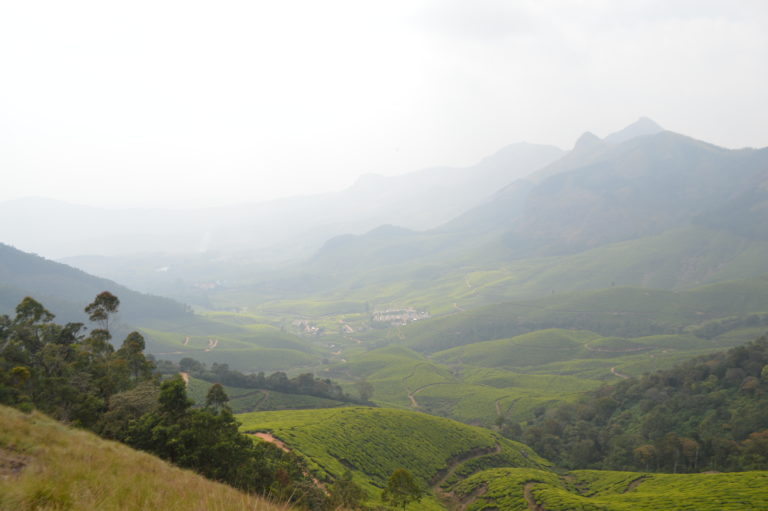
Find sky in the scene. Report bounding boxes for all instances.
[1,0,767,208]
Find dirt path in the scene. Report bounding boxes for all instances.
[406,382,455,409]
[453,303,466,312]
[432,443,502,510]
[204,338,219,352]
[610,367,631,379]
[524,482,547,511]
[179,372,189,386]
[183,336,190,346]
[494,396,512,418]
[249,432,289,452]
[623,475,648,493]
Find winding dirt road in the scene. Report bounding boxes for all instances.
[432,443,502,510]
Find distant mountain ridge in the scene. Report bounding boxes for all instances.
[0,142,564,260]
[305,122,768,299]
[0,242,191,327]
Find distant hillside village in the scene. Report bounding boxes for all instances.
[371,308,430,326]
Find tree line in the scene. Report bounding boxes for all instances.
[514,334,768,473]
[0,293,370,509]
[155,356,364,403]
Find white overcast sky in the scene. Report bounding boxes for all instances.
[1,0,767,208]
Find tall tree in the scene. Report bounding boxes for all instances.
[382,468,422,509]
[84,291,120,336]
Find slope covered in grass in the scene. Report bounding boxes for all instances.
[186,376,347,413]
[451,467,768,511]
[238,407,548,509]
[0,405,288,511]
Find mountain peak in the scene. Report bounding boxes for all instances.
[573,131,604,152]
[605,117,664,145]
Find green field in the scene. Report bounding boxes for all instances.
[186,376,347,413]
[452,468,768,511]
[237,407,548,509]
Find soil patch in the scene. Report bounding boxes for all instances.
[0,448,30,480]
[248,432,289,452]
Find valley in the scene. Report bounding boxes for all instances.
[3,120,768,510]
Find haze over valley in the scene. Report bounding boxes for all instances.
[2,2,768,510]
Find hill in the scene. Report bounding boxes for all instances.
[237,407,548,509]
[0,245,319,372]
[2,142,562,265]
[451,468,768,511]
[0,405,288,511]
[0,242,191,327]
[520,334,768,473]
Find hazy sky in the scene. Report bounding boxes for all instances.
[2,0,767,208]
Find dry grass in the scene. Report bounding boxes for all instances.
[0,405,291,511]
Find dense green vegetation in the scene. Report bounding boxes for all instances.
[185,377,348,414]
[0,293,154,428]
[162,356,356,404]
[520,335,768,472]
[237,407,548,509]
[0,295,334,510]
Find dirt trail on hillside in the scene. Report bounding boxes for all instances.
[406,382,454,409]
[524,482,548,510]
[610,367,631,379]
[432,443,502,510]
[249,432,289,452]
[179,372,189,386]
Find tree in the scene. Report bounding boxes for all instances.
[382,468,422,509]
[205,383,230,413]
[116,331,154,382]
[158,376,192,418]
[355,379,374,402]
[330,469,366,510]
[84,291,120,335]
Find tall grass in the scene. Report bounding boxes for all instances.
[0,405,290,511]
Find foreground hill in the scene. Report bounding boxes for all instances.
[237,407,548,509]
[236,406,768,511]
[0,405,288,511]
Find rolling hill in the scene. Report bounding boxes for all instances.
[237,406,548,509]
[0,405,288,511]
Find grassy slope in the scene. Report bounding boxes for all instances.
[452,468,768,511]
[324,346,602,426]
[0,405,288,511]
[209,226,768,319]
[186,376,347,414]
[141,314,318,372]
[237,407,548,509]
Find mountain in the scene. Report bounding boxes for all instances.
[0,242,191,327]
[0,142,564,262]
[306,127,768,289]
[604,116,664,144]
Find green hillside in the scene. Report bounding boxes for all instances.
[451,467,768,511]
[521,335,768,472]
[237,407,548,509]
[0,405,289,511]
[186,376,347,413]
[0,243,191,327]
